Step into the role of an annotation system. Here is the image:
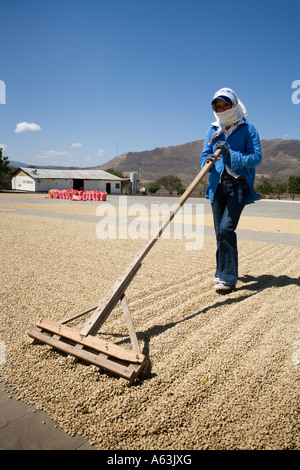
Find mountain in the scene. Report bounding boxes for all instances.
[97,139,300,185]
[9,160,30,168]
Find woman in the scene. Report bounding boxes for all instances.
[200,87,262,291]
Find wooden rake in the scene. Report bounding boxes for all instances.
[27,150,221,385]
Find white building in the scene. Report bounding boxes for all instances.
[11,168,123,194]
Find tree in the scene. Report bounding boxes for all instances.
[147,181,160,194]
[0,148,10,176]
[156,175,183,196]
[105,168,126,179]
[171,180,185,195]
[273,182,287,199]
[287,175,300,200]
[254,177,273,197]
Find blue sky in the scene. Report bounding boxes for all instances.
[0,0,299,168]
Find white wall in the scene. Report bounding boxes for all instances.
[111,182,122,194]
[12,175,122,193]
[36,179,73,191]
[84,180,107,192]
[12,175,36,191]
[84,180,121,194]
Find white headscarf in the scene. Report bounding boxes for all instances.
[209,88,247,144]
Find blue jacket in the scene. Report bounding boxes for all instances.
[200,120,262,204]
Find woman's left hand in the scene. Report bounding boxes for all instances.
[215,141,230,157]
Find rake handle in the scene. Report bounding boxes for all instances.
[81,148,221,336]
[176,148,221,207]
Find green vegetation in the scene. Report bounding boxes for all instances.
[287,175,300,200]
[105,168,126,179]
[147,175,185,196]
[0,148,10,176]
[254,175,300,200]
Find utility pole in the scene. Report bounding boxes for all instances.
[136,160,142,182]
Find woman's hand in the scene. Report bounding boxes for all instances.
[206,154,221,163]
[215,141,230,157]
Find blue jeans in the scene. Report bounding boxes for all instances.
[211,179,250,286]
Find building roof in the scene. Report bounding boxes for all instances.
[18,167,123,181]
